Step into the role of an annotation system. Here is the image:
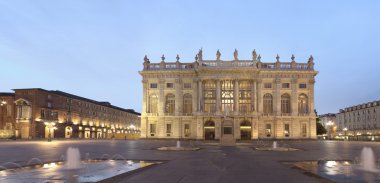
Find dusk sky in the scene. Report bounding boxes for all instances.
[1,0,379,114]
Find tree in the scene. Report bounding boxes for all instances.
[316,120,327,135]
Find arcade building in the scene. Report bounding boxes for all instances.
[0,88,140,139]
[139,49,318,140]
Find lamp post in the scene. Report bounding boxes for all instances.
[44,122,57,142]
[343,127,348,141]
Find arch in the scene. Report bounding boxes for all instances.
[84,128,90,139]
[65,126,72,138]
[204,120,215,140]
[183,93,192,114]
[165,94,175,114]
[263,93,273,114]
[298,94,309,114]
[281,93,291,114]
[149,94,158,113]
[240,120,252,140]
[96,129,102,139]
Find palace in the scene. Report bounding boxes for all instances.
[139,49,318,140]
[0,88,140,139]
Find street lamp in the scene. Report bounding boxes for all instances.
[343,127,348,141]
[44,122,57,142]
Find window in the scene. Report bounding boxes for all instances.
[183,94,192,114]
[184,124,190,137]
[263,94,273,114]
[149,124,156,134]
[266,124,271,137]
[204,81,216,113]
[282,83,290,88]
[221,80,234,112]
[150,83,158,88]
[183,83,191,89]
[47,102,52,108]
[284,124,290,137]
[264,83,272,89]
[149,95,158,113]
[301,123,307,137]
[165,94,175,114]
[281,94,291,114]
[166,124,172,134]
[166,83,174,88]
[299,83,307,89]
[298,94,309,114]
[239,81,252,113]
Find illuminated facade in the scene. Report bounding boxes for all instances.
[0,88,140,139]
[140,49,318,140]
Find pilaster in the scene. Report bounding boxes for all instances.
[275,78,281,115]
[233,79,239,114]
[175,79,182,116]
[158,79,165,115]
[216,80,221,114]
[291,78,298,116]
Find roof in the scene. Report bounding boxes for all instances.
[12,88,140,115]
[0,92,15,97]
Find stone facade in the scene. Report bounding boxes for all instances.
[0,89,140,139]
[139,49,318,140]
[336,100,380,140]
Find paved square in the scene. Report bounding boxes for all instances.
[0,140,379,183]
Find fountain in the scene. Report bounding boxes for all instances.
[65,147,81,169]
[272,141,277,149]
[358,147,379,172]
[176,140,181,148]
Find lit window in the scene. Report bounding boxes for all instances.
[264,83,272,89]
[299,83,307,89]
[166,83,174,88]
[150,83,157,88]
[183,83,192,89]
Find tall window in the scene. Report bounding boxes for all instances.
[184,124,190,137]
[149,94,158,113]
[183,94,192,114]
[166,124,172,133]
[281,94,291,114]
[266,124,271,137]
[298,94,309,114]
[149,124,156,134]
[165,94,175,114]
[221,80,234,112]
[284,124,290,137]
[301,123,307,137]
[239,81,252,113]
[263,94,273,114]
[204,81,216,113]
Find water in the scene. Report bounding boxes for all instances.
[65,147,81,170]
[176,141,181,148]
[272,141,277,149]
[359,147,379,172]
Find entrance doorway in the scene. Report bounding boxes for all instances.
[65,126,72,138]
[84,128,90,139]
[240,120,252,140]
[204,121,215,140]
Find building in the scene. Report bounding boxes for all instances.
[318,113,336,139]
[139,49,318,140]
[0,93,16,138]
[336,100,380,140]
[0,88,140,139]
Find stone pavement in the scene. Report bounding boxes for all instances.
[0,139,379,183]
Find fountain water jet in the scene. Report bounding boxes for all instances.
[272,141,277,149]
[358,147,380,172]
[65,147,81,170]
[176,141,181,148]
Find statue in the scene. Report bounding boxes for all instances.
[176,54,180,62]
[198,48,203,61]
[195,54,198,62]
[234,49,238,60]
[291,54,295,62]
[161,54,165,62]
[143,55,150,63]
[252,49,257,61]
[258,54,262,62]
[276,54,280,62]
[308,55,314,63]
[216,49,221,60]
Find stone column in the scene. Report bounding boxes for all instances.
[175,79,182,116]
[197,79,203,112]
[158,79,165,115]
[275,78,281,115]
[142,79,148,115]
[192,79,198,114]
[291,78,298,116]
[257,79,262,113]
[216,80,221,114]
[252,80,257,112]
[309,79,316,116]
[233,79,239,114]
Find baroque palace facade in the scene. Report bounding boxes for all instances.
[140,49,318,140]
[0,88,140,139]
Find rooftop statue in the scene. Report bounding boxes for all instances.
[234,49,238,60]
[216,49,221,60]
[198,48,203,61]
[252,49,257,61]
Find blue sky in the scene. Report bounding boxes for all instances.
[1,0,379,114]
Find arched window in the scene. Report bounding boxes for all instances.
[165,94,175,114]
[263,94,273,114]
[204,81,216,113]
[183,94,192,114]
[281,94,291,114]
[149,94,158,113]
[298,94,309,114]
